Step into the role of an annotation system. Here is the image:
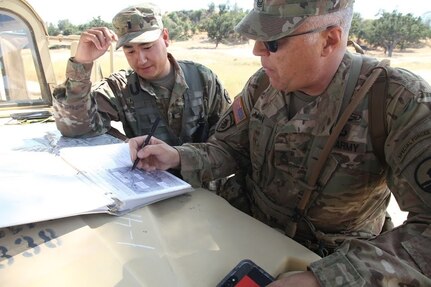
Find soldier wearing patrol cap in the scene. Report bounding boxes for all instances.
[129,0,431,286]
[53,3,231,147]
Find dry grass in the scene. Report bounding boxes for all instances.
[50,38,431,99]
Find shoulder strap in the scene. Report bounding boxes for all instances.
[338,54,363,119]
[178,61,207,142]
[104,76,131,141]
[286,58,390,238]
[369,71,389,166]
[178,61,204,96]
[307,59,389,188]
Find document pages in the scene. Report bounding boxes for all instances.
[0,143,193,228]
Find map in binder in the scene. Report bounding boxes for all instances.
[0,142,193,228]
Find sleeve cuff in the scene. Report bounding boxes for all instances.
[66,58,93,81]
[175,145,200,172]
[174,145,203,187]
[309,252,365,286]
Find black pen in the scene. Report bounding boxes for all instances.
[131,116,161,171]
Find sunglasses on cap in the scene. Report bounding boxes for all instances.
[263,25,337,53]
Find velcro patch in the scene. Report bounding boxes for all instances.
[414,157,431,193]
[216,112,235,133]
[397,130,431,162]
[232,96,248,125]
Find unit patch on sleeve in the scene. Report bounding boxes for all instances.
[415,157,431,193]
[216,112,235,133]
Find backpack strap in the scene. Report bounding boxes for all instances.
[339,54,363,115]
[306,59,389,191]
[105,76,133,140]
[178,61,208,142]
[286,58,390,239]
[369,69,389,166]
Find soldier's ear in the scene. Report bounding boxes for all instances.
[321,26,342,57]
[162,28,170,47]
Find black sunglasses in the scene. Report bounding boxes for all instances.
[263,25,337,53]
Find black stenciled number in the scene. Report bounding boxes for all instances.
[0,226,59,267]
[0,246,14,268]
[39,229,59,248]
[15,236,40,257]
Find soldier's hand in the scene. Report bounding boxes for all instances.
[268,271,320,287]
[129,136,181,171]
[74,27,117,64]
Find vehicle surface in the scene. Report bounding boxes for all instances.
[0,1,321,286]
[0,0,55,117]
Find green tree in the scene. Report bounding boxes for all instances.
[349,12,366,44]
[78,16,113,32]
[57,19,79,36]
[367,11,430,57]
[204,3,246,48]
[163,11,195,41]
[47,23,61,36]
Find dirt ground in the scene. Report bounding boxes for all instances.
[169,36,431,84]
[359,41,431,84]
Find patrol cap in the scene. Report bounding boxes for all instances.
[235,0,354,41]
[112,3,163,49]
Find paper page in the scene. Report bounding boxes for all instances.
[59,143,193,213]
[0,152,114,228]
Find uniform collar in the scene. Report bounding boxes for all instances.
[286,52,354,136]
[138,53,187,96]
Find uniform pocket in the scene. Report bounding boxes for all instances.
[401,235,431,277]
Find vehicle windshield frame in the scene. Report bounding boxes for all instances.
[0,9,52,112]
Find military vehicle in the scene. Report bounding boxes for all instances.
[0,0,54,118]
[0,1,320,286]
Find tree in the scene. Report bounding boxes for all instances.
[349,13,366,44]
[163,11,195,41]
[47,23,61,36]
[203,3,246,48]
[367,11,430,57]
[57,19,79,36]
[78,16,113,31]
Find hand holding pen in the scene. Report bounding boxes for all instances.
[131,117,161,171]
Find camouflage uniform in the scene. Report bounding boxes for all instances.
[52,3,231,143]
[176,51,431,286]
[170,0,429,285]
[52,54,230,143]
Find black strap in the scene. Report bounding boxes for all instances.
[369,69,389,166]
[178,61,207,142]
[178,61,205,100]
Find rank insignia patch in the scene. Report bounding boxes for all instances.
[232,96,247,125]
[415,157,431,193]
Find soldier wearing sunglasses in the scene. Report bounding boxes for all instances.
[130,0,431,286]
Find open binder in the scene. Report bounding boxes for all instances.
[0,143,193,228]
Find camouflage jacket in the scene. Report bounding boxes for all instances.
[52,53,231,141]
[176,52,431,286]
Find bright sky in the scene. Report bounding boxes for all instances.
[27,0,430,25]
